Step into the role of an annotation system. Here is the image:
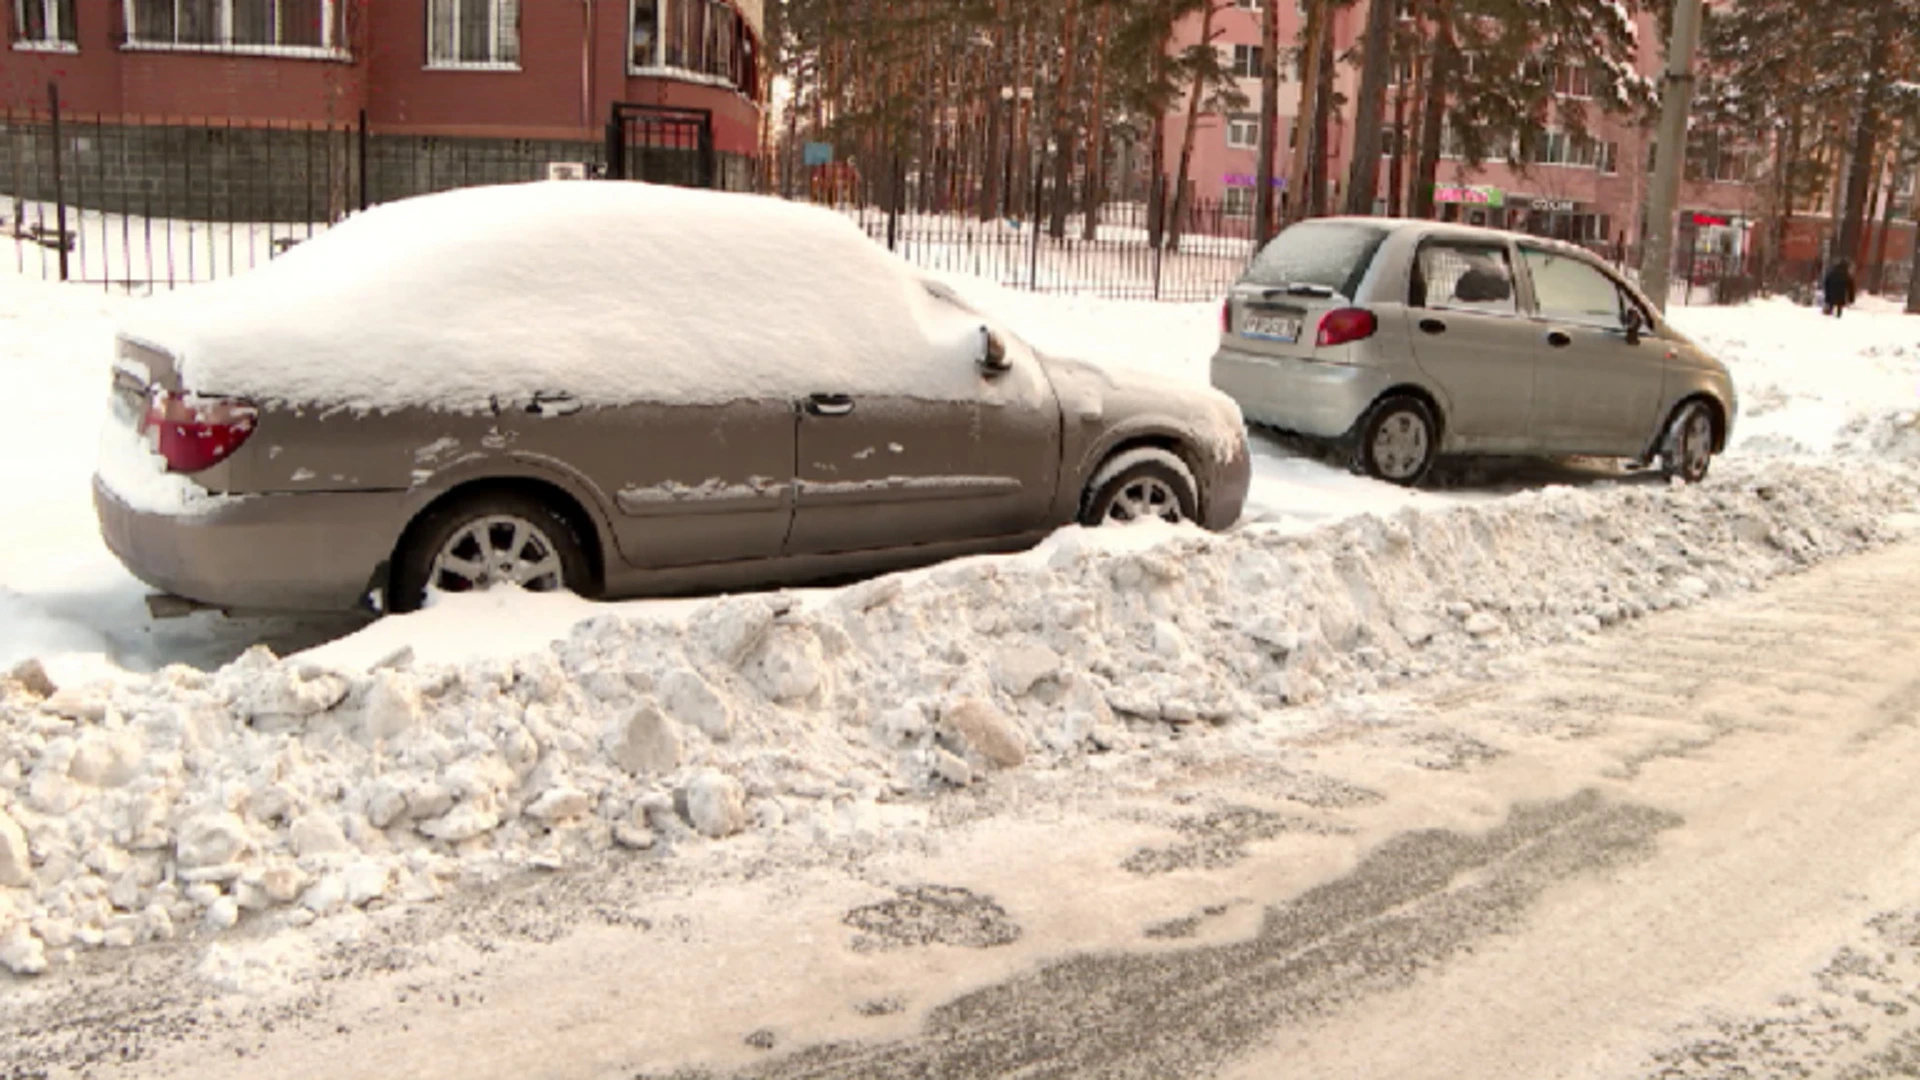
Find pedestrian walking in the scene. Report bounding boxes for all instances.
[1822,259,1857,318]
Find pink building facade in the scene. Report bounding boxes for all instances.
[1160,1,1766,260]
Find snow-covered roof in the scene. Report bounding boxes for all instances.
[119,182,985,414]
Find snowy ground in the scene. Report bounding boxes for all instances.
[0,260,1918,1004]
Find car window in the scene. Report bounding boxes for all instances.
[1243,221,1390,300]
[1412,241,1519,317]
[1521,248,1626,330]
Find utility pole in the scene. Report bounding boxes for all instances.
[1639,0,1703,313]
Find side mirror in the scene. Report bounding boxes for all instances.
[978,326,1012,374]
[1623,306,1645,346]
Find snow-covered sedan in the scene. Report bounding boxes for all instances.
[94,182,1250,615]
[1212,218,1738,486]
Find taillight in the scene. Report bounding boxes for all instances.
[1221,298,1232,333]
[141,389,257,474]
[1317,308,1378,348]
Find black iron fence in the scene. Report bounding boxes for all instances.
[828,197,1259,302]
[1,89,751,291]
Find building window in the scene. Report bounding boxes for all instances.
[1551,65,1591,99]
[428,0,518,68]
[631,0,657,66]
[1223,186,1255,217]
[637,0,758,97]
[127,0,341,52]
[1231,43,1263,79]
[1226,115,1258,150]
[15,0,76,46]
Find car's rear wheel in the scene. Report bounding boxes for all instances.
[1080,449,1199,527]
[1660,399,1719,484]
[1355,395,1439,487]
[390,492,592,614]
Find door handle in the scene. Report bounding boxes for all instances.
[1418,318,1447,335]
[1546,331,1573,348]
[527,391,581,416]
[805,394,855,417]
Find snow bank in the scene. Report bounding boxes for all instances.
[116,182,988,414]
[1668,299,1920,459]
[2,460,1915,974]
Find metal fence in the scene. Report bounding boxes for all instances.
[827,197,1259,302]
[0,89,746,292]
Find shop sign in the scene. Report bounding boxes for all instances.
[1435,184,1504,208]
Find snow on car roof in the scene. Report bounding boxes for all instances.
[117,181,986,413]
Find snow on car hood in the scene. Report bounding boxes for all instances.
[117,183,986,413]
[1036,351,1247,464]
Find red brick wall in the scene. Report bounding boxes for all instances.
[1,0,759,147]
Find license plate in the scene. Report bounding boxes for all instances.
[1242,314,1302,343]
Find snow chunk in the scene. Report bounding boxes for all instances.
[681,770,747,839]
[0,809,32,887]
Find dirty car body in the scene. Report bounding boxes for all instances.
[1210,218,1738,483]
[94,183,1249,615]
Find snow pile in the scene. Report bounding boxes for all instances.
[1668,299,1920,459]
[117,182,989,414]
[2,460,1916,974]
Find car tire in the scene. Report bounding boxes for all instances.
[389,492,593,614]
[1659,399,1718,484]
[1079,449,1200,527]
[1354,395,1439,487]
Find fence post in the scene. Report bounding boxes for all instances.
[47,82,68,283]
[886,152,902,253]
[1028,156,1045,290]
[357,108,369,211]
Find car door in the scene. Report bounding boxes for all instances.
[1404,237,1539,451]
[784,331,1062,557]
[1517,245,1669,456]
[505,394,797,570]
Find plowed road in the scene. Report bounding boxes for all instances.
[9,542,1920,1080]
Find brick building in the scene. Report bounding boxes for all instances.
[1,0,765,219]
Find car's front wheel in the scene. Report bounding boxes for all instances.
[390,491,592,614]
[1355,395,1439,487]
[1080,449,1199,527]
[1660,399,1719,484]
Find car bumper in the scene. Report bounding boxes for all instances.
[1211,347,1390,440]
[93,476,408,613]
[1202,438,1252,531]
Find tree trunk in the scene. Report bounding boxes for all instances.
[1870,141,1902,293]
[1170,0,1219,252]
[1768,104,1799,287]
[1410,0,1455,221]
[1149,110,1169,249]
[1253,0,1283,243]
[1402,3,1428,215]
[1836,0,1898,266]
[1081,2,1111,242]
[1309,26,1335,216]
[1049,0,1080,239]
[1344,0,1397,214]
[1285,0,1328,223]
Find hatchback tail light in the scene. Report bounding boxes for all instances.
[1316,307,1378,348]
[1220,298,1232,333]
[142,389,257,474]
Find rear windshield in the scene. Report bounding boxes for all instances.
[1241,221,1390,299]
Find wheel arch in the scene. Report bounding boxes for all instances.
[1363,384,1449,446]
[1079,430,1207,518]
[1651,392,1730,458]
[387,474,610,603]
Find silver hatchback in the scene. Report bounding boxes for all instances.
[1211,218,1738,485]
